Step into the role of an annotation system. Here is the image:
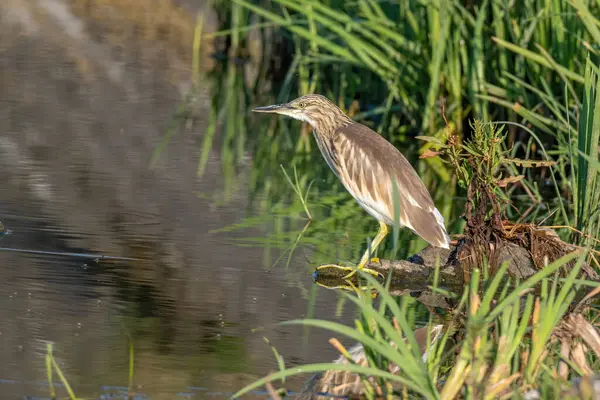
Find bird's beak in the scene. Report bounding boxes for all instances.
[252,103,294,115]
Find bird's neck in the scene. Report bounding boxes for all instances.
[309,111,353,137]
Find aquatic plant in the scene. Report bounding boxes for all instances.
[234,251,600,399]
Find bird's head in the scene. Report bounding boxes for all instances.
[252,94,352,132]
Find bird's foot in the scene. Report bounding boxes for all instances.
[315,279,378,298]
[341,257,383,279]
[342,266,382,280]
[315,261,382,280]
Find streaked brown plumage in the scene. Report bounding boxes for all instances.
[253,94,450,278]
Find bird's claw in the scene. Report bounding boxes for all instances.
[314,263,383,280]
[341,258,384,279]
[315,280,379,298]
[342,266,382,280]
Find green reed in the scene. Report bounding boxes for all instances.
[45,343,79,400]
[234,250,600,399]
[44,337,136,400]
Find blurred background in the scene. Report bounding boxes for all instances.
[0,0,598,398]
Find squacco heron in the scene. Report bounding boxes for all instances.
[253,94,450,279]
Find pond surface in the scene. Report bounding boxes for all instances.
[0,1,390,398]
[0,168,358,400]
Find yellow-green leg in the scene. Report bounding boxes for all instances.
[343,221,389,279]
[315,279,379,298]
[316,221,388,279]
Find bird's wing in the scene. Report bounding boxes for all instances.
[332,122,436,213]
[333,123,449,248]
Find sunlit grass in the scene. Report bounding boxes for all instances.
[280,164,314,220]
[234,250,599,399]
[44,336,135,400]
[574,59,600,247]
[45,343,79,400]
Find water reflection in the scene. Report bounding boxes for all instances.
[0,184,363,398]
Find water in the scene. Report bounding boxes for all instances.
[0,154,362,399]
[0,1,365,397]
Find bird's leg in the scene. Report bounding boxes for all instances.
[315,222,388,279]
[342,221,389,279]
[314,279,379,297]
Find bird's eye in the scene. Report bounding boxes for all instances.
[297,102,306,109]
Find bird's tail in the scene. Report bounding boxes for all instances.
[404,206,451,249]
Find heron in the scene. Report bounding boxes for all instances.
[253,94,450,279]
